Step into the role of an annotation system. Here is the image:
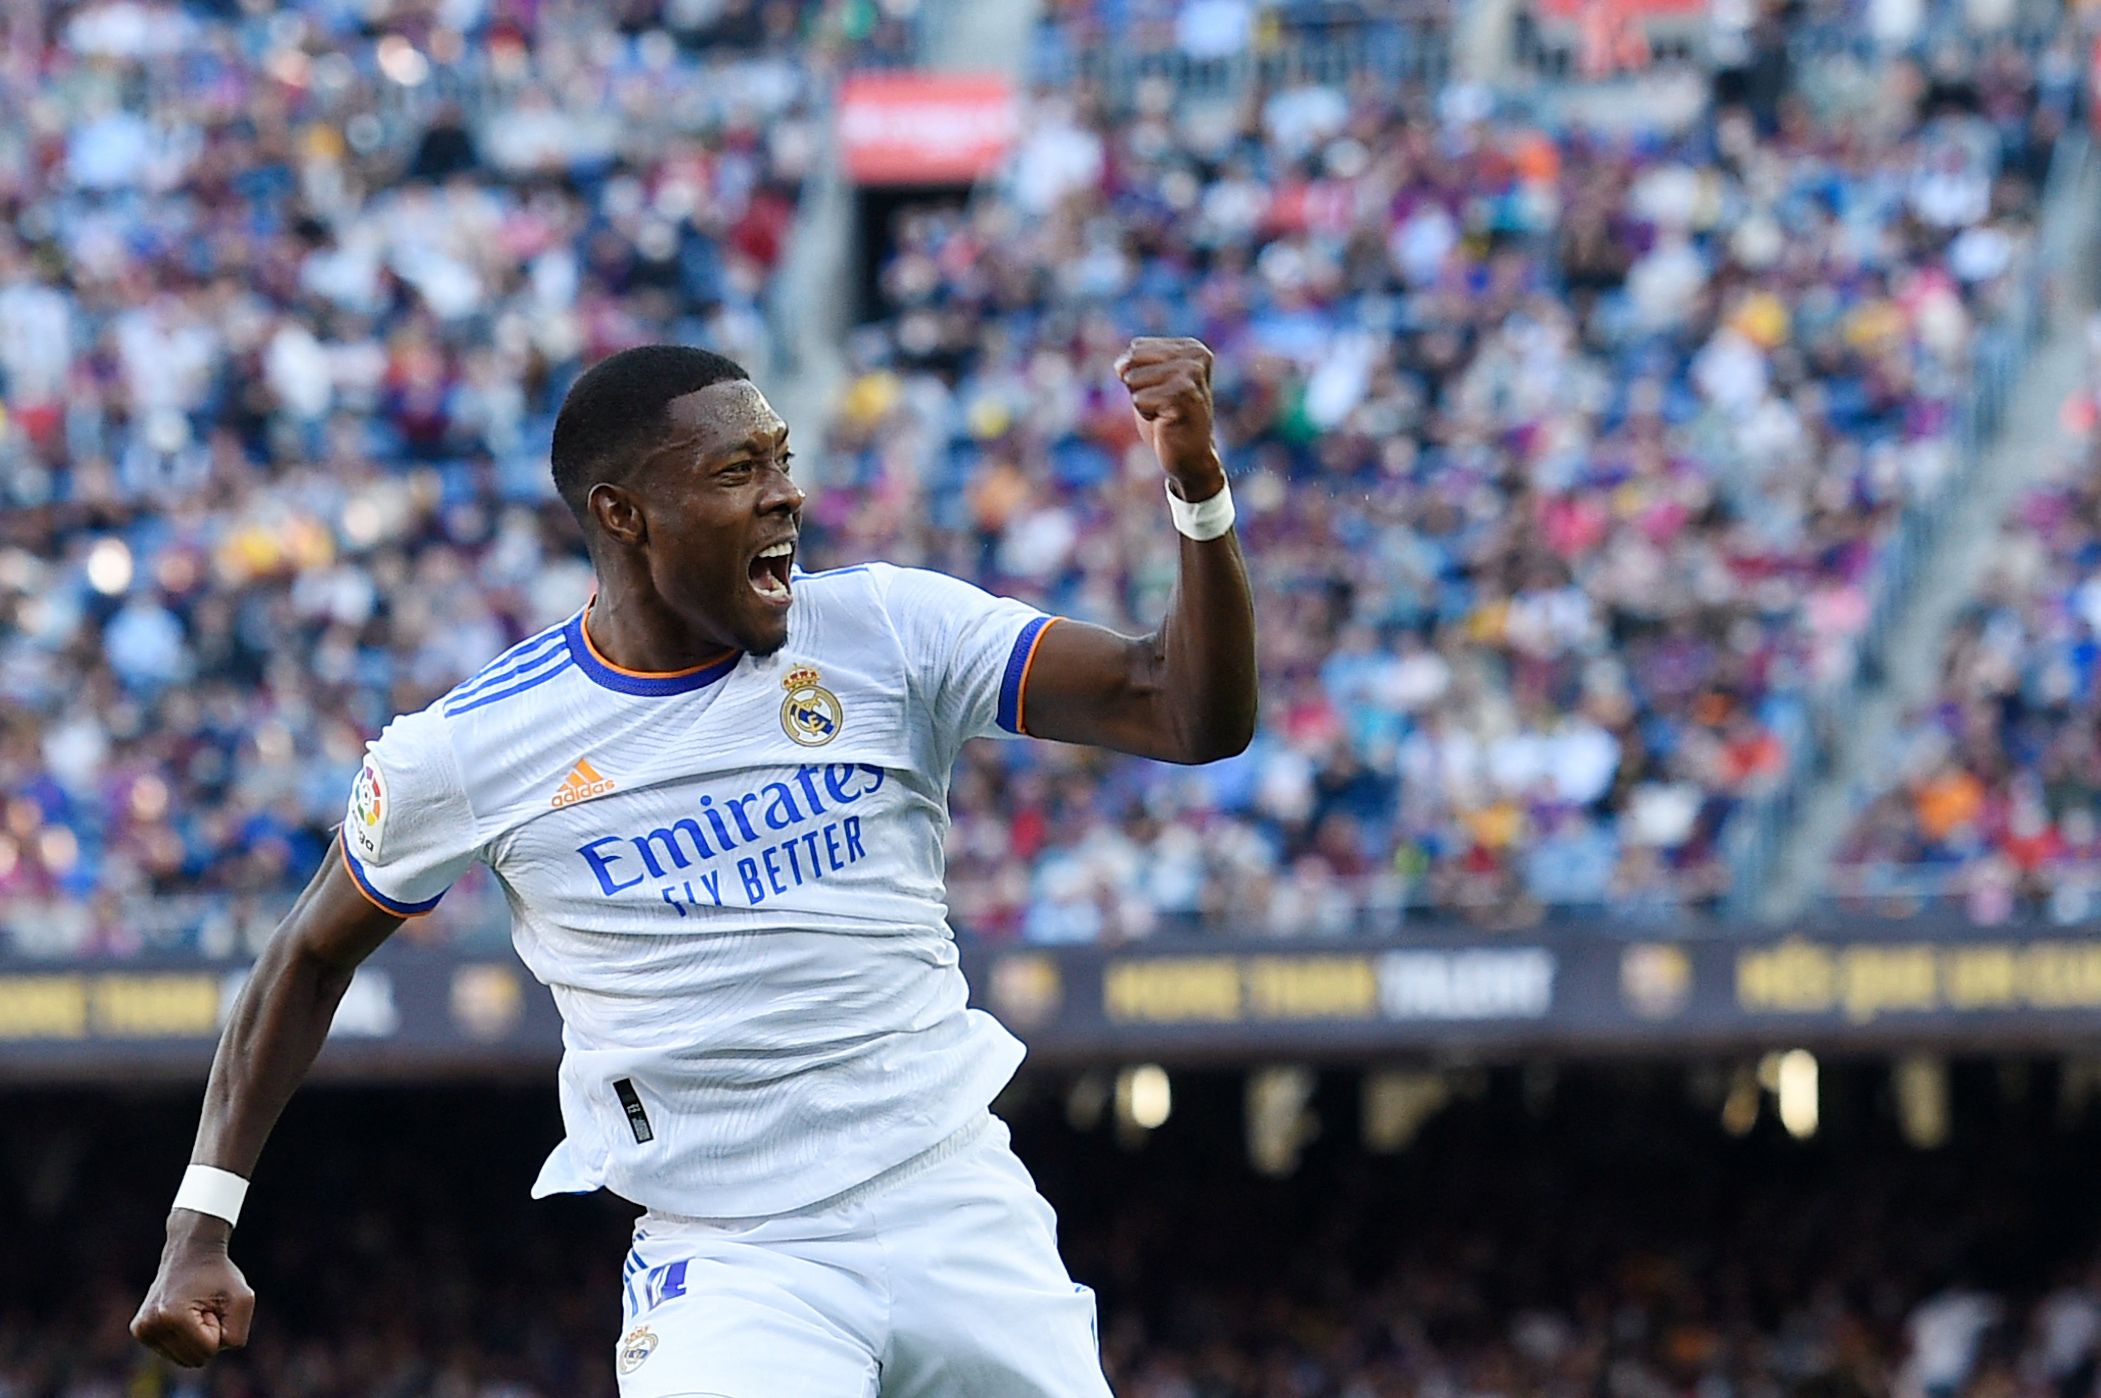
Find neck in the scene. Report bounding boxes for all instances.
[584,582,737,675]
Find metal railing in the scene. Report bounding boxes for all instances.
[1781,0,2069,65]
[1031,22,1452,102]
[1818,859,2101,929]
[1721,125,2096,918]
[1826,859,2101,897]
[0,875,1726,961]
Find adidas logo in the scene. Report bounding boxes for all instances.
[551,758,616,808]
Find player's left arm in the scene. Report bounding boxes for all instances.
[1019,337,1258,765]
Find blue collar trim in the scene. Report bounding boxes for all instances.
[563,610,743,697]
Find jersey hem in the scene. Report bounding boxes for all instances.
[639,1114,997,1226]
[564,1016,1028,1219]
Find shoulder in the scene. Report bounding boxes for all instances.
[789,560,924,636]
[372,612,590,805]
[778,563,904,673]
[789,560,889,604]
[791,561,1025,655]
[434,616,581,720]
[792,560,984,597]
[797,560,1007,618]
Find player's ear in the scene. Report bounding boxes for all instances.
[589,481,646,546]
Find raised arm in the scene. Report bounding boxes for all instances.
[130,846,404,1367]
[1020,337,1259,764]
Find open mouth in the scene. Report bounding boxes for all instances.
[748,540,794,604]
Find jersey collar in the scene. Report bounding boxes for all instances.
[564,606,742,697]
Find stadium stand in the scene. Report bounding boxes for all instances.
[1832,358,2101,924]
[817,17,2082,937]
[0,0,2089,955]
[11,6,2101,1398]
[1027,0,1453,96]
[8,1066,2101,1396]
[0,0,856,955]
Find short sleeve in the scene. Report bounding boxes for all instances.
[339,706,479,917]
[871,564,1060,747]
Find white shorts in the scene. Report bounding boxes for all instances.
[613,1114,1111,1397]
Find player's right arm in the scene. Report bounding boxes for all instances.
[130,854,405,1366]
[134,707,476,1367]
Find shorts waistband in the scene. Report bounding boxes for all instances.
[640,1114,996,1228]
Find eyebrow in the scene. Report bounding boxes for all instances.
[712,426,790,466]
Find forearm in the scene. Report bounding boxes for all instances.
[1150,510,1257,763]
[137,839,401,1365]
[1024,338,1260,761]
[165,939,352,1246]
[192,939,354,1172]
[169,858,396,1241]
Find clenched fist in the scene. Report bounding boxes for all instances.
[131,1231,254,1367]
[1116,337,1225,502]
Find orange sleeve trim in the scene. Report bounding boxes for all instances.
[1014,616,1063,737]
[338,831,436,920]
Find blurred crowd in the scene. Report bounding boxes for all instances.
[7,1066,2101,1397]
[1066,1068,2101,1398]
[0,0,2088,956]
[1834,317,2101,924]
[825,15,2083,939]
[0,0,883,955]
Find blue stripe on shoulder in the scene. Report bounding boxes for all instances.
[791,564,873,581]
[462,624,568,684]
[448,642,569,707]
[448,627,571,702]
[444,656,575,716]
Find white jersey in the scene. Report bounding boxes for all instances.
[341,563,1061,1217]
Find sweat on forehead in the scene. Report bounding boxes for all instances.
[663,380,787,451]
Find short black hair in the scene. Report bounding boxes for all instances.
[550,345,750,520]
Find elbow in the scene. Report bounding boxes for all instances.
[1172,704,1256,765]
[247,927,345,1009]
[289,929,365,1002]
[259,910,365,1004]
[1199,722,1257,764]
[1134,633,1258,762]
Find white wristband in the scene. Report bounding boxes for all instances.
[172,1165,250,1227]
[1166,478,1235,541]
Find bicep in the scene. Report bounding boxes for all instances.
[1011,617,1176,759]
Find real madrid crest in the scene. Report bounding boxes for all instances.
[780,663,843,746]
[617,1325,657,1375]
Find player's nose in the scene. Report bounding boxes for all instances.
[759,467,805,514]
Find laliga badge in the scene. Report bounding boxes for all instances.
[349,758,387,860]
[780,664,843,747]
[618,1324,658,1374]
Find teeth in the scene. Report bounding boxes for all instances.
[757,542,794,558]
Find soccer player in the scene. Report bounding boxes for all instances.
[131,337,1255,1395]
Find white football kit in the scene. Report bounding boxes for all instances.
[342,563,1109,1396]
